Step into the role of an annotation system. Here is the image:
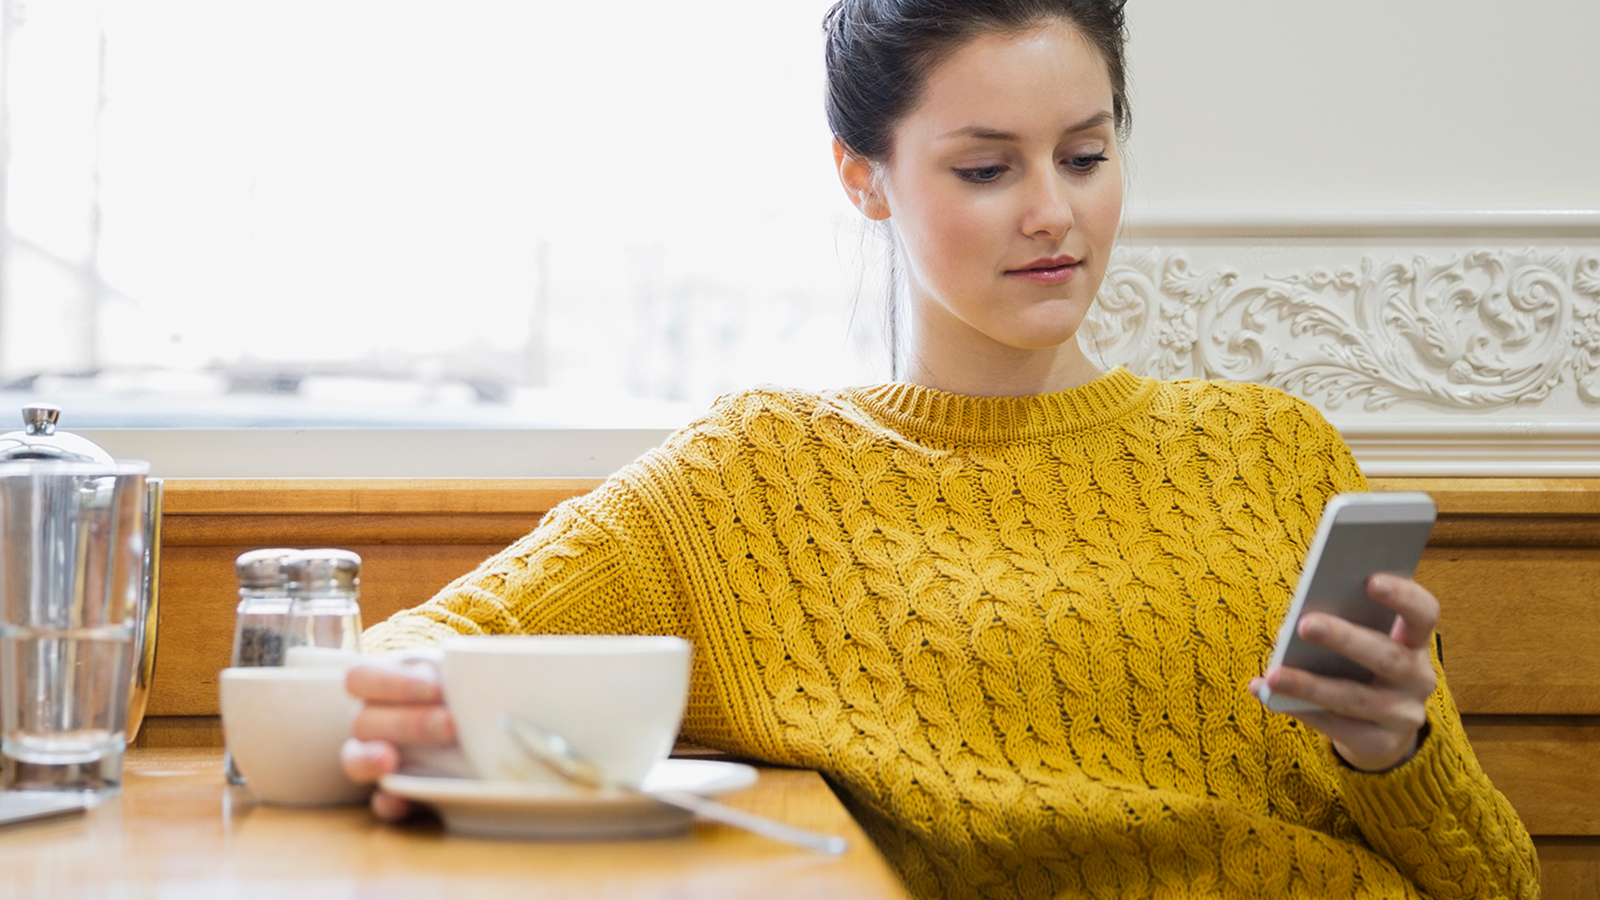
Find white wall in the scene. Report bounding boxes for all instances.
[1096,2,1600,476]
[1123,0,1600,211]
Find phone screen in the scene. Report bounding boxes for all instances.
[1278,517,1435,684]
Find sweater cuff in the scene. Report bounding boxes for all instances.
[1333,708,1467,829]
[362,615,462,654]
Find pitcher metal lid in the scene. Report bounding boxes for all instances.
[0,405,115,464]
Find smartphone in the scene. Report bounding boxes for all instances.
[0,791,91,827]
[1258,492,1437,714]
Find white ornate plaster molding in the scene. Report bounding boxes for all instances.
[1084,244,1600,476]
[1328,421,1600,477]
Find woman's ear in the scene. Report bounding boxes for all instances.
[833,139,890,221]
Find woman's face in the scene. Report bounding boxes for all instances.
[868,22,1122,364]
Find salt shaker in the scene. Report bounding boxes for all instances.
[226,548,295,785]
[284,549,363,663]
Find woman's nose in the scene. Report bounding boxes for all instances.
[1020,171,1074,240]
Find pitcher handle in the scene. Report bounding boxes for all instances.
[126,477,163,742]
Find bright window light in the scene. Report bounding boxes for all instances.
[0,0,885,429]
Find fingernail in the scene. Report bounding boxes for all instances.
[409,680,440,703]
[1371,574,1394,596]
[1301,617,1327,640]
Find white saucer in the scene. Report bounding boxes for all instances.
[380,759,758,840]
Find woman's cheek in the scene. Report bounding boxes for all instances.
[936,200,1000,273]
[911,198,982,288]
[1085,177,1124,246]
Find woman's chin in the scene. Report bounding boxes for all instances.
[991,318,1093,353]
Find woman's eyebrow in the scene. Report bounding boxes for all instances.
[938,110,1114,142]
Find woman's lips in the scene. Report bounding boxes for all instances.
[1004,258,1081,285]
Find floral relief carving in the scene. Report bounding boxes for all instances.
[1085,248,1600,411]
[1574,255,1600,404]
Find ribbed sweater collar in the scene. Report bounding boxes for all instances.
[836,366,1155,444]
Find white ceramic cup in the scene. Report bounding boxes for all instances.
[438,635,691,788]
[219,666,371,806]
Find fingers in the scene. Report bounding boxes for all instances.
[1257,664,1428,734]
[1248,677,1423,771]
[341,737,417,820]
[1252,575,1441,773]
[346,660,453,745]
[341,736,400,784]
[1367,574,1440,652]
[351,703,456,746]
[346,660,443,704]
[370,789,413,822]
[1295,611,1435,693]
[342,668,448,826]
[341,739,420,822]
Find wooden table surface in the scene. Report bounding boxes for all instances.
[0,748,910,899]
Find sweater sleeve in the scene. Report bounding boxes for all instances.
[1332,662,1540,900]
[1278,394,1540,898]
[362,475,687,652]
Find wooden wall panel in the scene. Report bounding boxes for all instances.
[1463,716,1600,835]
[163,478,604,516]
[1371,478,1600,516]
[1424,549,1600,714]
[1536,838,1600,900]
[133,715,222,749]
[161,513,542,547]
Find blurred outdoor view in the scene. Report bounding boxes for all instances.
[0,0,886,429]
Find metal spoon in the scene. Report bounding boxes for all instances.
[502,713,848,855]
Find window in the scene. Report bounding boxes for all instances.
[0,0,883,437]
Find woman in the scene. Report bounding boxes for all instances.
[342,2,1538,897]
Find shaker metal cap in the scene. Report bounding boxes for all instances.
[235,548,298,589]
[0,404,116,464]
[285,549,362,592]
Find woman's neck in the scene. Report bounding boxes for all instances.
[902,317,1104,398]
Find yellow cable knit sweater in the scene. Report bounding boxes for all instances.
[366,368,1538,900]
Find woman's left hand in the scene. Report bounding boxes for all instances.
[1249,573,1440,772]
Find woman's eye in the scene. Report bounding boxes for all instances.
[955,165,1006,184]
[1065,154,1110,174]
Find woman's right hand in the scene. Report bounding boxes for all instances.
[340,657,456,821]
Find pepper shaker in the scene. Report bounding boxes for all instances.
[226,548,295,785]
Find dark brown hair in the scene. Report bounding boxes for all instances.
[823,0,1132,162]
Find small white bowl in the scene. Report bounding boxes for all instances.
[219,666,370,807]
